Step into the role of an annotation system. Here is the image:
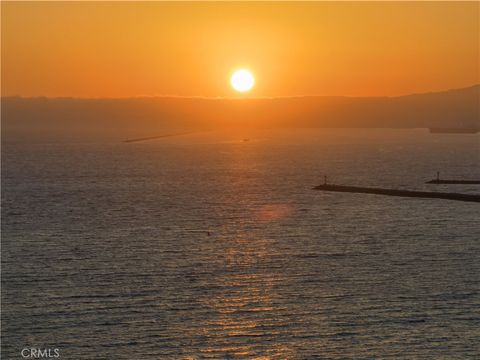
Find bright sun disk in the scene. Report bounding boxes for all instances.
[230,69,255,92]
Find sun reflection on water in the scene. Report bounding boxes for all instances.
[193,142,297,358]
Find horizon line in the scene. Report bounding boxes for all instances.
[2,83,479,101]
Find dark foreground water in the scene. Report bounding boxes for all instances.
[2,129,480,359]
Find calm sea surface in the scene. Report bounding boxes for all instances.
[2,129,480,359]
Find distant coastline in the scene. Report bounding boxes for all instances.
[3,85,479,142]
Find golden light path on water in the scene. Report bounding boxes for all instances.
[195,144,296,358]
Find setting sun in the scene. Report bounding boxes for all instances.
[230,69,255,93]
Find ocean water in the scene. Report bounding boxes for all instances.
[2,129,479,359]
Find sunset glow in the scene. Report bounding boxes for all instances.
[2,2,478,98]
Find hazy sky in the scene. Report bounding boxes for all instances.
[2,1,479,97]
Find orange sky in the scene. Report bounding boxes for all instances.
[2,1,479,98]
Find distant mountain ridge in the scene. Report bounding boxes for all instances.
[2,85,479,141]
